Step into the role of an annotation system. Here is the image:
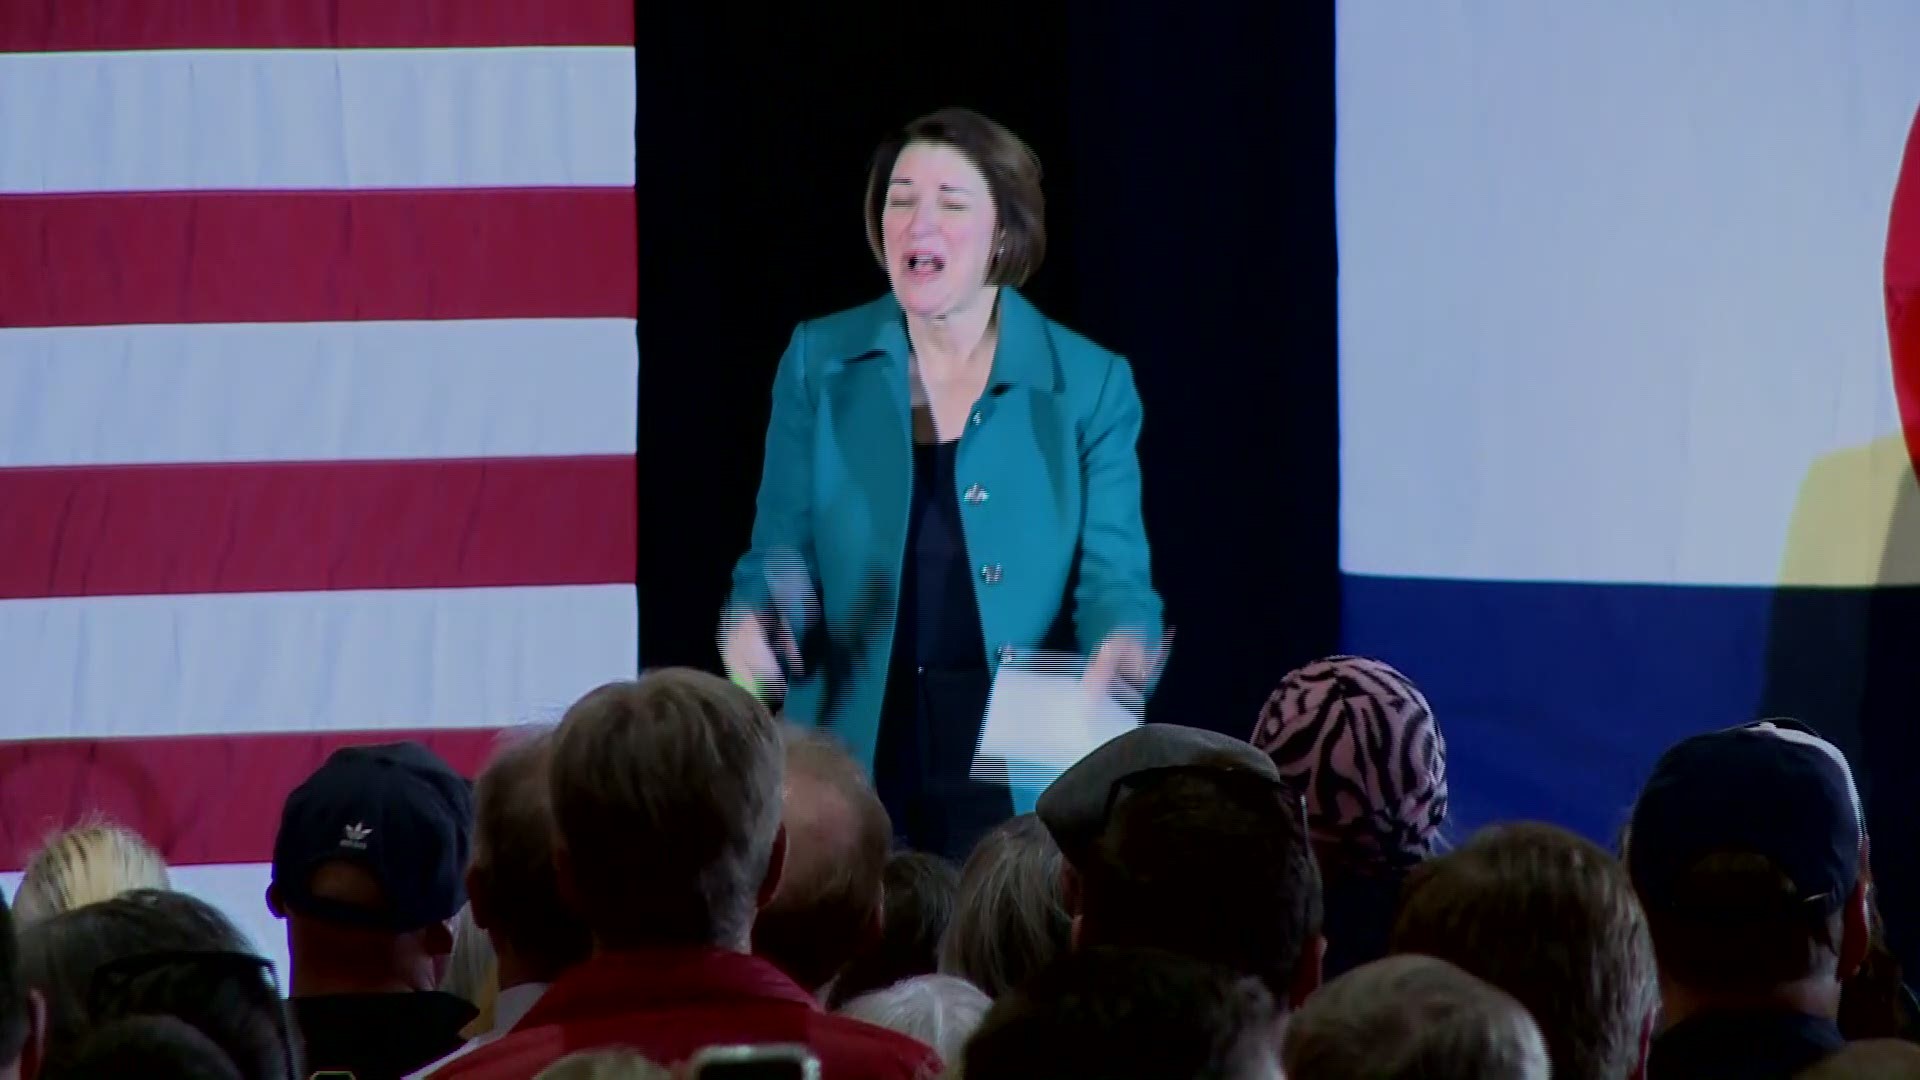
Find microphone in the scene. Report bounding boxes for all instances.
[763,548,819,684]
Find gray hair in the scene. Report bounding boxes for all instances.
[472,726,590,978]
[549,669,784,950]
[938,814,1072,998]
[839,974,991,1064]
[1282,955,1550,1080]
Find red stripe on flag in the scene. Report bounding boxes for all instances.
[0,456,636,599]
[0,729,510,872]
[0,0,634,51]
[0,188,637,329]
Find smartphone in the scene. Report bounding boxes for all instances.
[686,1044,822,1080]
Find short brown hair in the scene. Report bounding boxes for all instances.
[1077,767,1323,1005]
[549,669,783,949]
[1283,955,1550,1080]
[471,728,590,979]
[1392,822,1656,1080]
[939,814,1072,998]
[751,726,892,990]
[863,107,1046,287]
[1638,851,1849,993]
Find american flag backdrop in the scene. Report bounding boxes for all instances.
[0,2,639,975]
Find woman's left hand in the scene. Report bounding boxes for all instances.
[1084,632,1166,699]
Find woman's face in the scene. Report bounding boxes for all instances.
[881,141,1000,320]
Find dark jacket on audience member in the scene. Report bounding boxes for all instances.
[294,990,477,1080]
[1320,870,1407,980]
[429,946,939,1079]
[1646,1008,1846,1079]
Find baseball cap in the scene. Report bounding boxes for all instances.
[1036,723,1280,869]
[270,742,474,933]
[1628,721,1862,918]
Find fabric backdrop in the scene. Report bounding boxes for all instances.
[0,1,639,979]
[1336,0,1920,957]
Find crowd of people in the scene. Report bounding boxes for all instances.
[1,655,1917,1079]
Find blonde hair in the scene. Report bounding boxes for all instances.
[441,902,499,1037]
[12,821,170,925]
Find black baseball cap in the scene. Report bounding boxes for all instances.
[1628,721,1862,918]
[1036,724,1281,869]
[270,742,474,933]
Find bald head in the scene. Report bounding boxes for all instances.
[752,726,891,991]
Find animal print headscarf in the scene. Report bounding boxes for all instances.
[1250,655,1448,871]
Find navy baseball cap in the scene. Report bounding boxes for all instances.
[1628,721,1862,918]
[270,742,474,933]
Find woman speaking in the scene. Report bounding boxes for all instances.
[722,108,1164,860]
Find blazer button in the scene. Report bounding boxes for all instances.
[981,564,1003,584]
[963,483,989,505]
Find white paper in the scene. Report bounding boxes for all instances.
[972,653,1143,789]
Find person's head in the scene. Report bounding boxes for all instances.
[18,889,299,1080]
[64,1015,242,1080]
[1795,1039,1920,1079]
[1035,723,1282,872]
[839,973,991,1065]
[960,947,1283,1080]
[1392,822,1657,1080]
[11,821,170,926]
[1074,766,1325,1010]
[1250,655,1448,876]
[828,851,961,1009]
[0,890,46,1080]
[267,741,474,995]
[938,814,1072,999]
[1282,955,1550,1080]
[549,669,785,952]
[467,727,590,988]
[864,107,1044,321]
[1626,722,1870,1017]
[752,725,891,992]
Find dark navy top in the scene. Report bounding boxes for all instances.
[901,439,987,672]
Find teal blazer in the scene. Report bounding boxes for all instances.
[729,289,1164,798]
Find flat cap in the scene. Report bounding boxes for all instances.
[1035,723,1280,868]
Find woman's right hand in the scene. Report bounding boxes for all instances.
[719,609,795,699]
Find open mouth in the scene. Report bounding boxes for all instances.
[904,251,947,276]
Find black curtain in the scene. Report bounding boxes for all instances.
[636,2,1338,736]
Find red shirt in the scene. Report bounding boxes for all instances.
[428,946,941,1080]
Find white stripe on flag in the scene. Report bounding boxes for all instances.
[0,47,636,193]
[0,319,637,466]
[0,585,637,740]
